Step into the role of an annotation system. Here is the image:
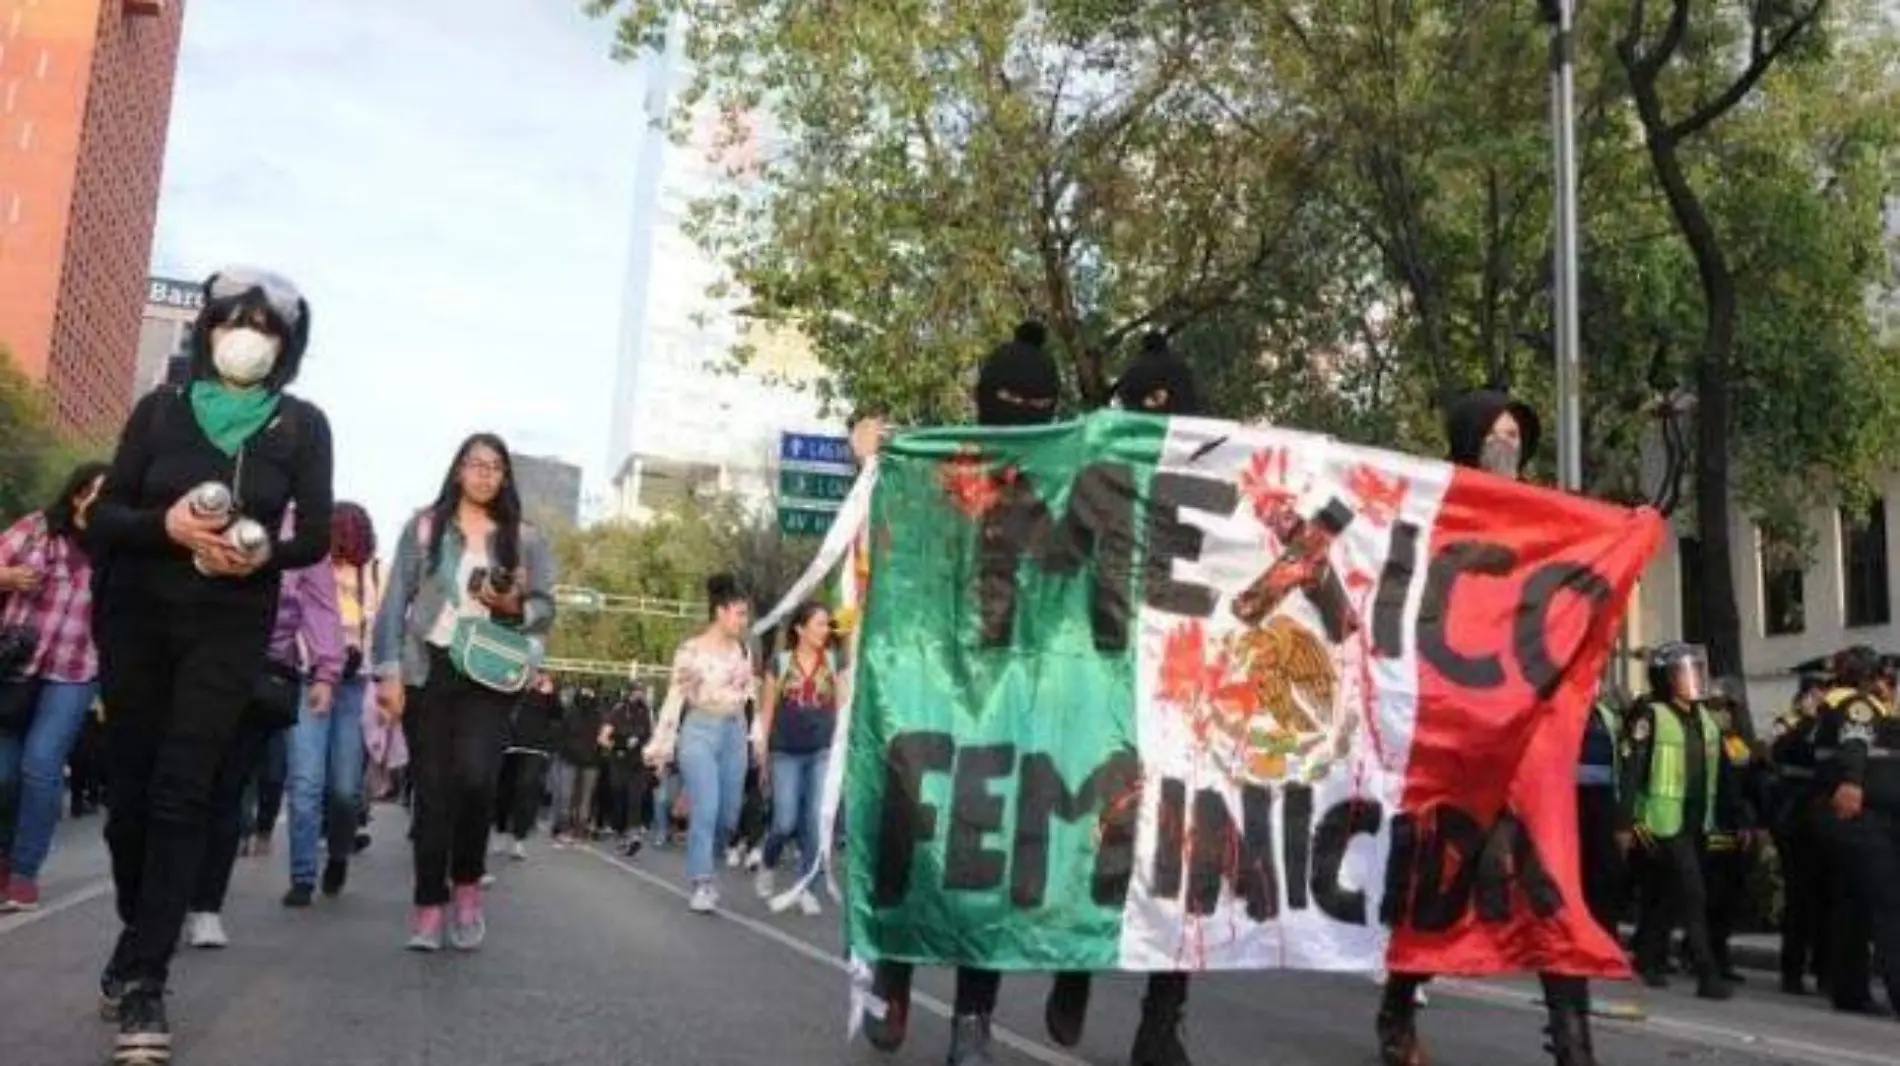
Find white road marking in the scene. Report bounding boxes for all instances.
[0,877,112,939]
[583,846,1090,1066]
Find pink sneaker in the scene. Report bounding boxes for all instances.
[406,905,445,952]
[448,883,486,951]
[2,876,39,913]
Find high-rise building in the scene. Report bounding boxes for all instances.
[514,453,583,529]
[604,25,836,522]
[0,0,186,435]
[134,273,199,398]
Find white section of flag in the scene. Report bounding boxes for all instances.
[1116,422,1454,971]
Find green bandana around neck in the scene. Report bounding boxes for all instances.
[188,381,281,456]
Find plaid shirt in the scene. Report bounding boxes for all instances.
[0,511,97,683]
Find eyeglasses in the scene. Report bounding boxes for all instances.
[208,267,304,328]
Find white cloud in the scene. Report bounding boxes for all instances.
[152,0,645,539]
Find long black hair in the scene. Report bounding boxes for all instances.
[44,461,110,540]
[779,600,828,654]
[426,433,522,577]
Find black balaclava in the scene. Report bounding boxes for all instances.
[1443,388,1541,476]
[975,321,1060,427]
[1113,332,1203,416]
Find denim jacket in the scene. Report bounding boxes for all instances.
[370,509,556,688]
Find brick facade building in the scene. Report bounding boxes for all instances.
[0,0,185,436]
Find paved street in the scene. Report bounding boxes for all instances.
[2,809,1894,1066]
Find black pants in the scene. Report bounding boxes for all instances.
[192,718,279,914]
[1577,785,1625,936]
[68,712,107,812]
[599,756,649,836]
[237,727,287,839]
[1824,807,1900,1008]
[1774,800,1833,988]
[875,961,1001,1016]
[99,597,271,987]
[1702,842,1753,975]
[408,649,510,907]
[1632,831,1715,980]
[493,751,549,839]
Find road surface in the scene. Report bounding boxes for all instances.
[2,810,1893,1066]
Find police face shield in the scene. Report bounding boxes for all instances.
[1668,647,1711,704]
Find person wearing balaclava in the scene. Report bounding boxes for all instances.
[1037,332,1201,1066]
[85,268,335,1066]
[1377,387,1608,1066]
[861,320,1059,1066]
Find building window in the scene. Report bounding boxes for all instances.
[1842,499,1891,628]
[1760,530,1806,637]
[1677,536,1705,644]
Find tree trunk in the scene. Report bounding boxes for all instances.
[1641,126,1745,677]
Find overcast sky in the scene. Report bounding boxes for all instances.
[150,0,645,541]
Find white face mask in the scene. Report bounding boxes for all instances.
[212,327,280,386]
[1480,438,1521,479]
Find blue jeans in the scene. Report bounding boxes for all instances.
[287,679,367,886]
[677,714,746,882]
[763,749,829,879]
[0,681,96,879]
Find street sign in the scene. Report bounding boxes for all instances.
[778,468,852,506]
[779,432,853,469]
[779,507,836,538]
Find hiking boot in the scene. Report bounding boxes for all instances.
[863,967,911,1052]
[1130,996,1192,1066]
[946,1014,995,1066]
[1376,1005,1427,1066]
[1543,1000,1597,1066]
[112,983,171,1065]
[282,883,314,908]
[406,905,445,952]
[448,883,486,950]
[321,858,348,897]
[1045,972,1091,1047]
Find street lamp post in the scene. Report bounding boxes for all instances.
[1541,0,1583,494]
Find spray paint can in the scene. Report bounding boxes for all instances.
[226,518,270,557]
[187,482,235,526]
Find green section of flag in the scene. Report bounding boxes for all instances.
[846,413,1165,971]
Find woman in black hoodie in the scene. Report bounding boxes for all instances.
[1375,389,1602,1066]
[87,269,334,1065]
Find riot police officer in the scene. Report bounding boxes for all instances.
[1769,673,1832,996]
[1577,689,1627,937]
[1812,645,1900,1015]
[1617,642,1735,999]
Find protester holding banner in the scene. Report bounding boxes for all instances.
[644,573,759,914]
[859,321,1061,1066]
[1616,641,1736,1000]
[1376,387,1605,1066]
[1042,334,1204,1066]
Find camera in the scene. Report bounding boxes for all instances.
[467,568,515,598]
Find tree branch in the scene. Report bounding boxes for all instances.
[1667,1,1825,142]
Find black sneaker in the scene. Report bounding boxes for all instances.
[282,883,315,908]
[321,859,348,897]
[112,983,171,1064]
[354,831,371,854]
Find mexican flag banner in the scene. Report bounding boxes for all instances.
[840,410,1660,977]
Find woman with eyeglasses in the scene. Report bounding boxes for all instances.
[85,268,334,1066]
[372,434,556,952]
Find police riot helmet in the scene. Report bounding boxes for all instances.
[1646,641,1711,704]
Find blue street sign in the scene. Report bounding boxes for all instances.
[779,432,853,469]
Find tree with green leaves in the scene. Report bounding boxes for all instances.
[586,0,1340,422]
[1614,0,1900,674]
[0,345,97,522]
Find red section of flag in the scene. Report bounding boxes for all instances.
[1385,469,1661,979]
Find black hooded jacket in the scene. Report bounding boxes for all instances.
[1442,389,1541,471]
